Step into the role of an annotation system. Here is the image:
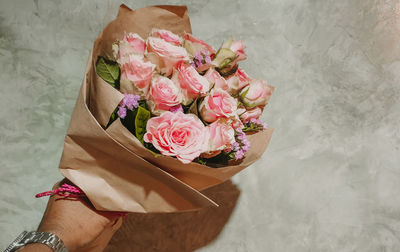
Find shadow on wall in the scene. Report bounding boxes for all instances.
[105,180,241,252]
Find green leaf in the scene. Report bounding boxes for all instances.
[242,122,264,132]
[138,100,148,110]
[96,56,120,87]
[106,107,119,128]
[196,151,233,168]
[135,106,151,144]
[194,157,207,165]
[121,109,137,135]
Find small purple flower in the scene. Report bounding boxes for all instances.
[242,140,250,152]
[169,104,184,113]
[123,94,140,110]
[235,150,244,160]
[237,134,245,141]
[195,53,203,62]
[242,138,250,147]
[117,106,127,119]
[262,123,268,129]
[193,59,202,68]
[232,141,240,151]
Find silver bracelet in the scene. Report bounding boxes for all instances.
[4,231,68,252]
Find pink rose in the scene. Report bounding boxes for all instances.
[199,88,238,123]
[147,75,183,114]
[151,28,182,46]
[171,62,211,104]
[114,33,146,61]
[240,79,274,108]
[146,37,189,75]
[144,111,208,164]
[204,68,229,91]
[226,67,251,94]
[120,54,155,96]
[239,107,263,123]
[183,33,215,56]
[207,119,235,152]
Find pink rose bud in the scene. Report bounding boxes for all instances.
[212,38,246,70]
[226,67,251,94]
[206,119,236,152]
[183,33,215,73]
[171,62,211,105]
[151,28,183,46]
[124,33,146,54]
[146,37,189,76]
[144,111,208,164]
[147,75,183,114]
[204,68,229,91]
[239,79,274,108]
[239,106,263,123]
[120,54,156,97]
[199,88,238,123]
[113,33,146,61]
[230,40,247,63]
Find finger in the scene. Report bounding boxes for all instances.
[110,216,123,231]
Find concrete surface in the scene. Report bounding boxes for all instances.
[1,0,400,251]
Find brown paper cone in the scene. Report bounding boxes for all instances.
[59,4,273,213]
[104,181,241,252]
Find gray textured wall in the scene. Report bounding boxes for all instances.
[1,0,400,251]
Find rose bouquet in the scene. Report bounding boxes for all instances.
[59,5,274,213]
[100,28,273,165]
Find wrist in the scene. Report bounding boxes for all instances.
[37,224,80,251]
[17,243,53,252]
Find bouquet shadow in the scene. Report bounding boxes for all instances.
[105,180,241,252]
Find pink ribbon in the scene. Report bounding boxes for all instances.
[35,183,127,217]
[35,183,85,198]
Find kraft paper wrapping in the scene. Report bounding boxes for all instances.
[105,180,241,252]
[59,4,273,213]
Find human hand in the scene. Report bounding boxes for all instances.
[20,179,123,252]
